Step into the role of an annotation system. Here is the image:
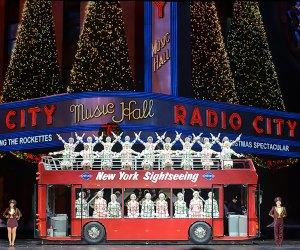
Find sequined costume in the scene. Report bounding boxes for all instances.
[203,192,219,218]
[118,147,139,170]
[75,192,89,218]
[57,132,83,152]
[177,133,199,170]
[97,134,120,170]
[189,192,204,218]
[155,194,169,218]
[107,201,121,218]
[80,145,98,170]
[137,133,161,170]
[197,135,219,170]
[107,193,121,218]
[113,133,139,170]
[127,199,140,218]
[49,145,76,170]
[93,197,107,218]
[141,194,155,218]
[216,134,242,169]
[174,193,188,218]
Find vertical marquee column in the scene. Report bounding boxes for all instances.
[144,1,178,96]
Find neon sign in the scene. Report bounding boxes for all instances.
[0,92,299,157]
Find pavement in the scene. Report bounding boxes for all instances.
[1,240,300,249]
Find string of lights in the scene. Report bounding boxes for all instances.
[2,0,62,102]
[190,1,238,104]
[10,152,43,163]
[227,1,285,110]
[248,155,298,169]
[68,1,135,92]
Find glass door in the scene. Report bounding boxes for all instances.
[223,184,248,237]
[46,185,71,237]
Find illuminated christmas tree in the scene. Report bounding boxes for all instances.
[2,0,62,102]
[69,1,134,92]
[227,1,285,110]
[190,1,238,104]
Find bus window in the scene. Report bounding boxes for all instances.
[74,188,122,218]
[172,188,220,218]
[123,188,171,218]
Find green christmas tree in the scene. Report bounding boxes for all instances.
[190,1,238,104]
[69,1,134,92]
[2,0,62,102]
[227,1,285,110]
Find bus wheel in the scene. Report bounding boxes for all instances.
[189,222,212,244]
[83,222,106,244]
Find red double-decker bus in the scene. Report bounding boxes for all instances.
[35,156,260,244]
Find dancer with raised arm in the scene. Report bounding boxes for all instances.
[157,132,180,170]
[57,132,84,152]
[213,134,243,169]
[97,132,121,170]
[79,144,98,170]
[49,144,77,169]
[53,133,84,169]
[76,133,100,153]
[177,132,200,170]
[114,133,140,170]
[196,133,219,170]
[136,131,164,170]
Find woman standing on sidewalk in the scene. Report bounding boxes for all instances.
[269,197,287,247]
[3,199,22,246]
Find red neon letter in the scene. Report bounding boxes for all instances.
[273,118,284,136]
[153,1,166,18]
[190,107,203,126]
[174,105,187,125]
[20,109,25,128]
[44,105,56,125]
[266,118,272,135]
[28,107,41,127]
[5,110,16,130]
[229,113,242,131]
[252,115,264,134]
[287,120,297,137]
[221,111,227,129]
[206,109,218,128]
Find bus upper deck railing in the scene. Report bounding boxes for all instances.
[40,156,252,171]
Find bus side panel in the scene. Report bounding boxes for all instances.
[81,218,213,240]
[248,185,258,236]
[38,185,47,237]
[104,219,189,240]
[212,218,223,236]
[212,184,224,237]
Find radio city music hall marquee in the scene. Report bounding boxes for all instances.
[0,92,299,157]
